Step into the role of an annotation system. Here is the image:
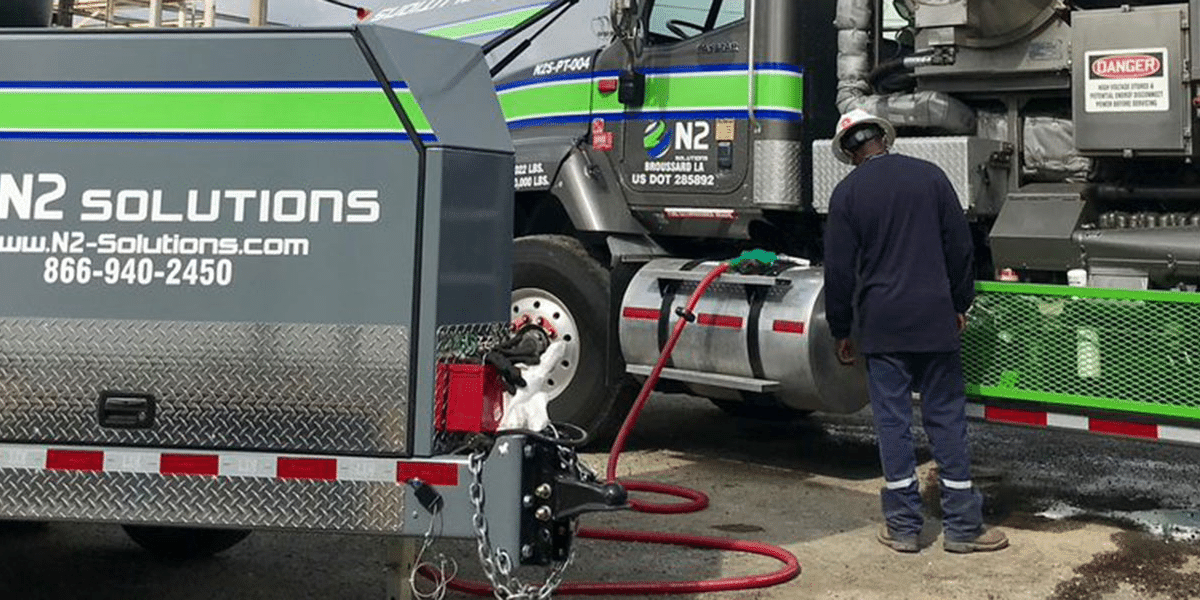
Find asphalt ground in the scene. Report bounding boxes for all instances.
[3,393,1200,600]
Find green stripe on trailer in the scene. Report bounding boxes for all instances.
[976,281,1200,305]
[963,283,1200,422]
[0,89,432,134]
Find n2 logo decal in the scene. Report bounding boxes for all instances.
[675,121,710,151]
[643,120,711,158]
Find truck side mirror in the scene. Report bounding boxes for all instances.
[618,69,645,106]
[610,0,641,39]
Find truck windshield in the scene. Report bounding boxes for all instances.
[645,0,744,44]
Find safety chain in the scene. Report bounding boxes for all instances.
[469,445,578,600]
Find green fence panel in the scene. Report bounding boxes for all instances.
[964,282,1200,421]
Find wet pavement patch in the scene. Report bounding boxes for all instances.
[997,512,1086,534]
[1052,531,1200,600]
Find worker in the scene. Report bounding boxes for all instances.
[822,109,1009,554]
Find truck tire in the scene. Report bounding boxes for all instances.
[122,525,251,559]
[513,235,634,443]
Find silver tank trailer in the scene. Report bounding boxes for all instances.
[0,0,53,27]
[619,259,868,413]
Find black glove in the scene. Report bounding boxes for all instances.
[484,350,526,394]
[492,330,547,365]
[484,328,551,394]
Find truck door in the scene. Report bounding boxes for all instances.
[617,0,751,204]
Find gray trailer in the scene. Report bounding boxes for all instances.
[0,7,623,597]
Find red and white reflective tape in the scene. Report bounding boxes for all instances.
[966,403,1200,445]
[696,313,743,329]
[0,444,461,486]
[772,320,806,335]
[620,307,745,329]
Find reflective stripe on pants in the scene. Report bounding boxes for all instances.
[867,352,983,540]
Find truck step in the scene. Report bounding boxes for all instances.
[625,365,781,392]
[637,268,787,288]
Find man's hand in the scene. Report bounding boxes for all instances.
[836,338,856,366]
[956,313,968,334]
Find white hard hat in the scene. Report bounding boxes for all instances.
[831,109,896,164]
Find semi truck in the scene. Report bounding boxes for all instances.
[297,0,1200,444]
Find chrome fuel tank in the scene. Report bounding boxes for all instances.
[619,259,868,413]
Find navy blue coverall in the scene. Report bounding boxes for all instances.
[822,152,984,542]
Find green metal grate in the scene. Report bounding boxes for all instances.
[963,282,1200,421]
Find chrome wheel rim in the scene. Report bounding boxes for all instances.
[511,288,581,403]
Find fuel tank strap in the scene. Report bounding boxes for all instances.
[657,259,706,366]
[745,286,769,381]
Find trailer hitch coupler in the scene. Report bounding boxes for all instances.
[552,477,628,521]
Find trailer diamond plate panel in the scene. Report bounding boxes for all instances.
[0,319,409,455]
[0,469,406,532]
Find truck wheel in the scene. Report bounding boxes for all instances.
[513,235,634,443]
[122,525,251,559]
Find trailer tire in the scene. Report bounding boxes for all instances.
[122,525,251,560]
[513,235,634,444]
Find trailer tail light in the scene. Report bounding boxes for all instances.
[598,78,619,94]
[437,363,504,434]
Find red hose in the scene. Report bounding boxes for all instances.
[441,261,802,596]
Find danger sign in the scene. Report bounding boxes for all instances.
[1085,48,1169,113]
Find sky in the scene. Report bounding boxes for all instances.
[212,0,353,25]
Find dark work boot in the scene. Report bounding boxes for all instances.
[944,527,1009,553]
[876,525,919,553]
